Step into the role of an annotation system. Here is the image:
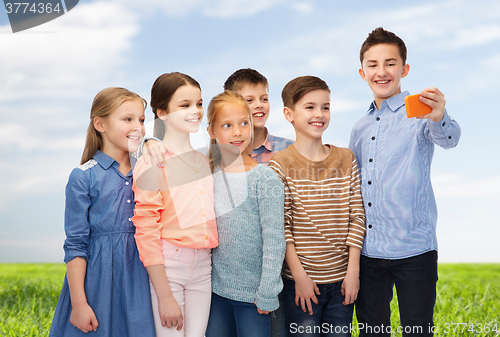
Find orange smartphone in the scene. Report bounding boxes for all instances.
[405,94,432,118]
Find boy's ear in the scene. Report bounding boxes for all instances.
[94,117,106,133]
[359,68,367,81]
[401,64,410,78]
[283,107,294,123]
[207,125,216,139]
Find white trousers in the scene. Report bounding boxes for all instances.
[151,240,212,337]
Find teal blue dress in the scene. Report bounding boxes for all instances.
[49,151,155,337]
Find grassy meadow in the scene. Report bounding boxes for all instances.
[0,263,499,336]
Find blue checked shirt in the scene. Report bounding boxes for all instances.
[349,91,461,259]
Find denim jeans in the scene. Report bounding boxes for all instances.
[270,288,287,337]
[205,292,271,337]
[355,251,438,337]
[284,278,354,337]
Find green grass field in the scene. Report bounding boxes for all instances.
[0,263,498,336]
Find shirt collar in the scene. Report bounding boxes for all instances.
[367,91,409,114]
[261,128,273,151]
[93,150,116,170]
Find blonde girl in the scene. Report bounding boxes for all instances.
[205,91,286,337]
[132,72,218,337]
[50,87,155,337]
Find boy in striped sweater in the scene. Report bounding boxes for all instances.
[269,76,366,337]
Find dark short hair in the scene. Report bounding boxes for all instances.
[281,76,330,109]
[223,68,268,92]
[360,27,407,65]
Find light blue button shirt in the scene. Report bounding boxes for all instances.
[348,91,461,259]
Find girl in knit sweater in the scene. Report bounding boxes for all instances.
[205,91,286,337]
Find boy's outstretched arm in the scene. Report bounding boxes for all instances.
[285,243,320,315]
[417,87,461,149]
[341,246,361,305]
[417,87,446,123]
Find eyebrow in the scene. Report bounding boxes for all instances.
[367,58,398,63]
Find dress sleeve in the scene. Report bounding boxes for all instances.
[132,158,166,267]
[255,168,286,312]
[63,168,91,264]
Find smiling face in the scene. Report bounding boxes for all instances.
[236,83,269,130]
[208,103,252,154]
[359,43,410,109]
[284,89,330,141]
[97,99,146,155]
[160,85,203,137]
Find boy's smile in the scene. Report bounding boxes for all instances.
[359,43,409,109]
[236,83,270,130]
[284,89,330,141]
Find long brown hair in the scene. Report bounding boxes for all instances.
[150,72,201,140]
[80,87,146,164]
[206,90,253,171]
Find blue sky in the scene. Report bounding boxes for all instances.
[0,0,499,262]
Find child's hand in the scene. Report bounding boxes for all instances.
[341,270,359,305]
[294,273,320,315]
[70,302,99,333]
[143,140,173,168]
[158,295,183,330]
[254,301,270,315]
[417,87,446,123]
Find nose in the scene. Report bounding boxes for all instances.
[376,65,387,77]
[313,107,324,118]
[255,99,263,109]
[132,119,142,130]
[233,125,241,137]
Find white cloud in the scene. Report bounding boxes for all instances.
[113,0,284,18]
[291,2,314,15]
[0,1,140,101]
[203,0,284,18]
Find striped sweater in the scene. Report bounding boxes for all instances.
[269,144,366,284]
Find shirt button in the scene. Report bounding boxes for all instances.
[368,181,372,185]
[448,136,452,139]
[202,213,205,217]
[369,158,373,162]
[127,199,131,203]
[442,122,446,126]
[200,190,204,194]
[368,225,373,229]
[128,218,132,221]
[368,202,372,207]
[371,136,375,140]
[205,235,208,240]
[376,117,380,121]
[125,182,130,185]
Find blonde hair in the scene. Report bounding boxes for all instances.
[81,87,147,164]
[207,90,253,171]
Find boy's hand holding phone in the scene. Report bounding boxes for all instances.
[406,87,446,123]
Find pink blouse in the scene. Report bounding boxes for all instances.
[132,151,218,267]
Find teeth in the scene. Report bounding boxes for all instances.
[186,118,199,122]
[377,80,389,84]
[310,122,323,126]
[253,113,264,118]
